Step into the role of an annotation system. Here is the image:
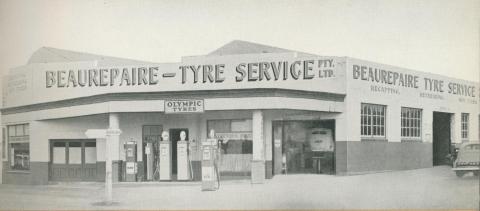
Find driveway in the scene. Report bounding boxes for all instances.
[0,166,478,210]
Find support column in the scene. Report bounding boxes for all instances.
[251,110,265,184]
[452,113,461,144]
[107,113,122,183]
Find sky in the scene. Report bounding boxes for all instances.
[0,0,478,83]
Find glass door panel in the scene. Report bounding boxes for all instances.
[84,142,97,164]
[68,142,82,164]
[53,142,66,164]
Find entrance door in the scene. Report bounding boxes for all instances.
[50,139,97,181]
[432,112,452,166]
[169,128,189,177]
[142,125,162,181]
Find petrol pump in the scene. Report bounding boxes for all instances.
[124,140,137,182]
[201,129,220,191]
[159,131,172,180]
[177,130,191,181]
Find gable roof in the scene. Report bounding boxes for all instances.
[208,40,315,56]
[26,40,316,66]
[27,47,154,65]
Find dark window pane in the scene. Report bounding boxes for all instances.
[53,142,66,147]
[69,142,81,147]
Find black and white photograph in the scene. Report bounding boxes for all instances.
[0,0,478,210]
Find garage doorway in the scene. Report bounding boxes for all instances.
[432,112,452,166]
[49,139,97,181]
[272,120,335,175]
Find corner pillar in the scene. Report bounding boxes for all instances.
[251,110,265,184]
[107,113,122,183]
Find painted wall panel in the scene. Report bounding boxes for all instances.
[345,57,479,143]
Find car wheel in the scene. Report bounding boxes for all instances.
[455,171,465,177]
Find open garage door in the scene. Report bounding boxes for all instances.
[432,112,452,166]
[272,120,335,175]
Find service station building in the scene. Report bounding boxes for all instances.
[1,41,478,185]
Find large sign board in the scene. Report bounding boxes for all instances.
[351,64,477,101]
[2,55,346,108]
[347,57,479,111]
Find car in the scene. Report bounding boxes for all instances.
[308,128,334,152]
[452,142,479,177]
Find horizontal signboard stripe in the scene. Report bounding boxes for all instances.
[1,88,345,115]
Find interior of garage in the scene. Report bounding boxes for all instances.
[432,112,452,166]
[272,120,335,175]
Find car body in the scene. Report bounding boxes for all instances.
[308,128,334,152]
[452,142,479,177]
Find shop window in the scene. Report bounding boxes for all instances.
[401,107,422,140]
[207,120,230,133]
[8,124,30,170]
[207,119,252,154]
[361,103,386,138]
[231,119,252,132]
[461,113,469,141]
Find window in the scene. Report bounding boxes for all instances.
[52,142,66,164]
[401,107,422,139]
[68,142,82,164]
[207,119,252,154]
[52,141,97,165]
[84,142,97,164]
[461,113,469,140]
[8,124,30,170]
[361,103,386,138]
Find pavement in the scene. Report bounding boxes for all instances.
[0,166,478,210]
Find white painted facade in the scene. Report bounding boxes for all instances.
[345,57,479,144]
[1,41,478,184]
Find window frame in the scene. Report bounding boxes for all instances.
[207,118,253,154]
[360,103,387,140]
[207,118,253,134]
[461,113,469,141]
[401,107,423,141]
[7,123,30,171]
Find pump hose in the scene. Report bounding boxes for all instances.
[215,161,220,189]
[153,159,160,180]
[215,148,221,189]
[187,145,194,181]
